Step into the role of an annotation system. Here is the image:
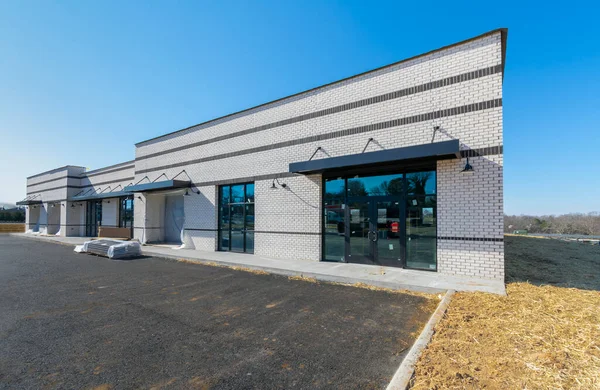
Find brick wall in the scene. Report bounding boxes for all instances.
[131,30,505,279]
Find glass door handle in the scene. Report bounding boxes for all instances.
[371,230,378,242]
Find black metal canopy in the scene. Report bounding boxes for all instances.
[71,190,133,201]
[289,140,461,174]
[124,180,190,193]
[16,199,43,206]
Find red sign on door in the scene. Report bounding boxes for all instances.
[391,222,399,233]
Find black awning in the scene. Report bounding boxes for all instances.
[289,140,460,174]
[16,199,42,206]
[71,190,133,202]
[124,180,190,193]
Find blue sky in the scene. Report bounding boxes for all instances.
[1,0,598,215]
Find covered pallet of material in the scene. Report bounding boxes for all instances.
[77,239,142,259]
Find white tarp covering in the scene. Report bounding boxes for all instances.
[78,239,142,259]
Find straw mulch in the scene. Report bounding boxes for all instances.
[410,282,600,389]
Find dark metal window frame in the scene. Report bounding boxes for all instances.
[321,167,437,272]
[218,182,255,254]
[85,200,102,237]
[118,195,134,237]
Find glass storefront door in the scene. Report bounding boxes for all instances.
[323,170,436,270]
[347,200,373,264]
[86,201,102,237]
[375,200,402,267]
[346,197,402,266]
[219,183,255,253]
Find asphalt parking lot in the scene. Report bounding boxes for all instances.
[0,235,436,389]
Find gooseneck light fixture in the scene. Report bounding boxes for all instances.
[271,178,287,189]
[461,157,474,173]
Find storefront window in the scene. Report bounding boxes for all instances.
[324,178,345,262]
[219,183,254,253]
[119,196,134,230]
[322,170,437,271]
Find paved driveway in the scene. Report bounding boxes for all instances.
[0,236,435,389]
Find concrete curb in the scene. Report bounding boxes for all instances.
[386,289,455,390]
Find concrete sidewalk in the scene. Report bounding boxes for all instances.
[11,233,506,294]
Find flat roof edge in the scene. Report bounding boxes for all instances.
[135,28,507,147]
[27,165,86,180]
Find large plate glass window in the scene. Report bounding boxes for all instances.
[219,183,254,253]
[324,178,345,262]
[405,171,437,270]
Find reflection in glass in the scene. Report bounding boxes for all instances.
[231,185,244,203]
[376,201,401,265]
[322,170,437,270]
[325,178,345,200]
[348,201,371,262]
[406,196,437,270]
[218,183,254,253]
[348,173,404,196]
[324,201,344,262]
[119,196,134,229]
[245,204,254,252]
[406,171,436,195]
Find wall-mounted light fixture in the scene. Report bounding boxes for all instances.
[184,189,190,196]
[461,157,474,173]
[51,204,55,208]
[271,178,287,189]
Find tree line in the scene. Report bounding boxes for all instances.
[0,208,25,222]
[504,212,600,236]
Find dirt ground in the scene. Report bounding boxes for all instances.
[410,235,600,389]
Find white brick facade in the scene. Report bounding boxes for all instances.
[20,29,506,281]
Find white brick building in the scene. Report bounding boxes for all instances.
[20,29,507,281]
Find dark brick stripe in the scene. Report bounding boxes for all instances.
[139,228,320,236]
[137,65,502,161]
[461,145,503,157]
[27,178,135,195]
[137,98,502,175]
[77,177,135,189]
[84,165,135,178]
[27,164,134,188]
[27,166,82,180]
[192,172,299,188]
[438,236,503,242]
[27,185,81,195]
[27,176,81,188]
